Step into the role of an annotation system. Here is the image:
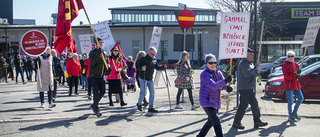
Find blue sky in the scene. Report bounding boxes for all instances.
[13,0,319,25]
[13,0,210,25]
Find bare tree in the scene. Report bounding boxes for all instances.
[206,0,287,48]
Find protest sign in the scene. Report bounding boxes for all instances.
[79,34,92,54]
[302,16,320,48]
[92,21,115,51]
[149,26,162,51]
[20,30,48,56]
[219,12,251,59]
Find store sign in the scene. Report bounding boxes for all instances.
[292,8,320,18]
[302,16,320,48]
[20,30,48,56]
[219,12,251,59]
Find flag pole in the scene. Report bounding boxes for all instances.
[82,6,109,70]
[299,47,308,70]
[257,20,264,63]
[226,58,233,112]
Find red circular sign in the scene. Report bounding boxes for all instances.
[178,9,195,28]
[21,30,48,56]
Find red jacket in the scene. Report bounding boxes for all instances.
[66,59,81,77]
[84,58,90,78]
[282,60,301,90]
[106,56,123,80]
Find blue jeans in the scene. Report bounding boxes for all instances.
[286,89,304,117]
[138,78,155,108]
[15,69,25,83]
[198,107,223,137]
[28,70,33,81]
[81,75,87,88]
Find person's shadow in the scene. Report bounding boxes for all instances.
[224,120,296,137]
[258,120,296,136]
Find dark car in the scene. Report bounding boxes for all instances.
[268,54,320,79]
[259,56,302,78]
[265,61,320,101]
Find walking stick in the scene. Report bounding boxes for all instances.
[226,58,233,112]
[143,70,147,113]
[37,58,42,88]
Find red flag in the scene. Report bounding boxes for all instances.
[54,0,84,54]
[111,43,127,62]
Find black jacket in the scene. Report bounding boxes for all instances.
[14,58,23,70]
[53,57,63,77]
[89,48,111,77]
[26,60,34,70]
[137,54,163,80]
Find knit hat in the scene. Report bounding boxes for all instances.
[205,54,216,64]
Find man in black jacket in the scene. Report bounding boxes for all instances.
[89,37,111,117]
[14,55,26,84]
[136,47,164,112]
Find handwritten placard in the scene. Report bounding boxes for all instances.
[79,34,92,54]
[92,21,115,51]
[302,16,320,48]
[149,26,162,51]
[219,12,251,59]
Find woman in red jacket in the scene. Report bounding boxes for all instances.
[107,47,127,107]
[84,57,92,100]
[66,53,82,96]
[282,51,304,122]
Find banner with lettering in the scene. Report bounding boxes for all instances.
[219,12,251,59]
[79,34,93,54]
[92,21,115,51]
[302,16,320,48]
[149,26,162,51]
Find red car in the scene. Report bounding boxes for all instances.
[265,62,320,101]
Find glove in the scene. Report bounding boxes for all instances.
[116,70,120,74]
[296,70,301,74]
[296,74,300,80]
[224,75,232,83]
[226,86,233,93]
[98,48,102,53]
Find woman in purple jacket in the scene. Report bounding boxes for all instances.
[197,54,232,137]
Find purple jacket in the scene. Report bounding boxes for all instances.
[199,67,227,110]
[126,60,135,78]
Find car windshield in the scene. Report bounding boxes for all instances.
[294,57,302,62]
[297,56,309,64]
[274,57,286,64]
[301,62,320,75]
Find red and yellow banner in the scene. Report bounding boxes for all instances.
[54,0,84,54]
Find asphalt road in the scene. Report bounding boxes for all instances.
[1,115,320,137]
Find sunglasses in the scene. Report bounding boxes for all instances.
[113,50,119,52]
[207,62,218,65]
[288,55,295,58]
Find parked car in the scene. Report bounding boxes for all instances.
[264,61,320,101]
[269,54,320,74]
[259,56,302,78]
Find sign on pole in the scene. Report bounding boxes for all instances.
[79,34,93,54]
[302,16,320,48]
[20,30,48,56]
[178,9,195,29]
[92,21,115,51]
[149,26,162,51]
[219,12,251,59]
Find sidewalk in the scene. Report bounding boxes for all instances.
[0,70,319,122]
